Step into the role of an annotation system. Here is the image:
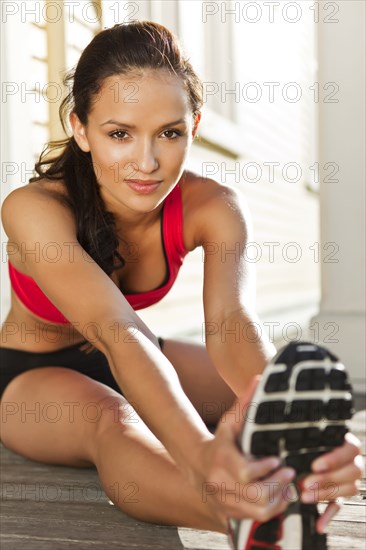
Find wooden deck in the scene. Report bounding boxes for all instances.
[1,411,365,550]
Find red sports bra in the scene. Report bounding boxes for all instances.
[8,184,188,324]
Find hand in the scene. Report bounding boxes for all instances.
[191,376,296,526]
[301,431,364,533]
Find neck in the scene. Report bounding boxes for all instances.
[113,201,164,237]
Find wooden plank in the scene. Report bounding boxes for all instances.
[0,444,184,549]
[1,409,364,550]
[0,535,179,550]
[178,528,231,549]
[0,499,183,549]
[318,502,365,523]
[326,521,366,545]
[327,535,366,550]
[1,537,123,550]
[1,508,182,549]
[178,410,366,549]
[178,511,366,550]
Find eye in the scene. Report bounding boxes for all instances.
[162,129,182,139]
[108,128,183,142]
[109,130,128,141]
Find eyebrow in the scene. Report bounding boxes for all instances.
[100,118,186,129]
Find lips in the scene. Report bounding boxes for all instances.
[126,179,161,184]
[125,179,162,194]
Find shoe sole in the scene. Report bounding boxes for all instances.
[227,341,354,550]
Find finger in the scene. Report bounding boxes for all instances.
[241,477,294,523]
[302,483,360,503]
[303,455,364,493]
[316,501,340,533]
[237,490,290,523]
[239,456,284,484]
[312,436,362,473]
[207,463,295,517]
[210,447,281,486]
[210,463,295,521]
[244,467,296,507]
[221,475,291,521]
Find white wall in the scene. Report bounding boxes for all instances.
[1,1,320,359]
[1,9,36,323]
[138,1,321,349]
[311,0,366,391]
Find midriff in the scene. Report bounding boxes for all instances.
[0,288,87,352]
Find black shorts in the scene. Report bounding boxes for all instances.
[0,337,165,400]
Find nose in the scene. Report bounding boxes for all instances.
[134,138,159,174]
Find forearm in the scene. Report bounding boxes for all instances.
[205,308,277,397]
[100,321,214,483]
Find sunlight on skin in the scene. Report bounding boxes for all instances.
[70,69,201,234]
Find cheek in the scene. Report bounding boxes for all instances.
[89,140,129,179]
[178,141,191,162]
[94,142,125,164]
[169,137,190,159]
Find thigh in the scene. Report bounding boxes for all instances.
[161,338,236,425]
[0,366,129,466]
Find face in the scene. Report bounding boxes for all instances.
[70,69,201,224]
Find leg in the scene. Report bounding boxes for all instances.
[0,367,228,533]
[161,337,237,425]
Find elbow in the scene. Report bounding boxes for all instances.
[96,318,161,359]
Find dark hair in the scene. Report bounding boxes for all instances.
[29,20,203,276]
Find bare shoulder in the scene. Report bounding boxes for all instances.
[180,170,251,250]
[2,179,76,240]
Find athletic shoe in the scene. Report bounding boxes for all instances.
[227,341,354,550]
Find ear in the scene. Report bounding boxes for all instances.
[69,112,91,153]
[191,111,201,141]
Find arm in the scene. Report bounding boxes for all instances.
[194,180,363,523]
[1,187,213,483]
[196,180,276,396]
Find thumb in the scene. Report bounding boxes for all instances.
[218,375,261,438]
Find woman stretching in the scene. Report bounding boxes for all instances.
[0,20,362,545]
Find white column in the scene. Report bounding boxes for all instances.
[311,1,365,392]
[46,0,66,141]
[1,13,35,321]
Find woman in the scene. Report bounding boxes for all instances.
[0,20,362,540]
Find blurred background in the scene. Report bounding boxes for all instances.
[1,0,365,395]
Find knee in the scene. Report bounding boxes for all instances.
[92,394,157,455]
[93,395,141,438]
[0,399,16,448]
[0,373,30,447]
